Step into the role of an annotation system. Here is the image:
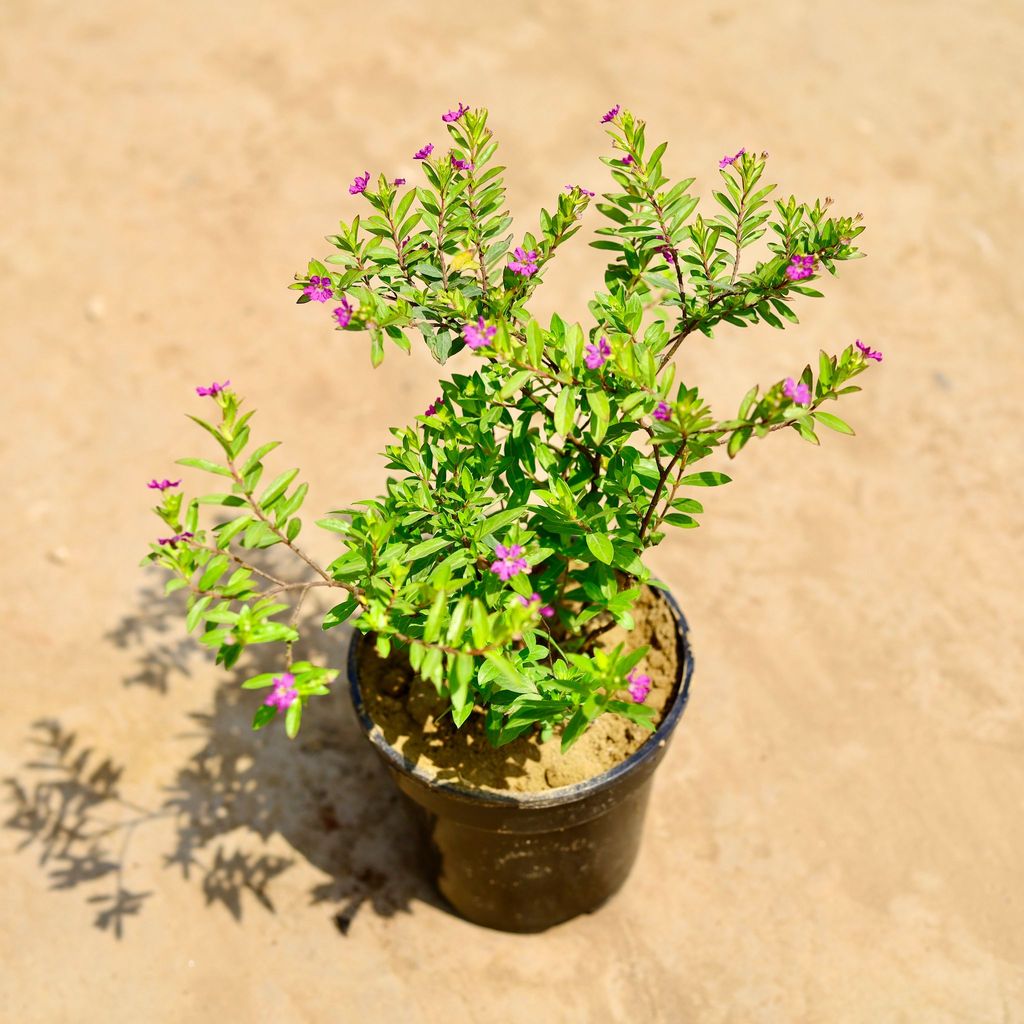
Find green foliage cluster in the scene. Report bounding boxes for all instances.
[146,106,873,748]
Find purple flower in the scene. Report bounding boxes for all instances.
[349,171,370,195]
[719,147,746,169]
[785,254,816,281]
[442,102,469,123]
[333,298,354,328]
[393,177,406,186]
[490,543,530,582]
[782,377,812,406]
[584,336,612,370]
[619,154,634,166]
[147,478,181,491]
[414,143,434,160]
[627,669,651,704]
[424,396,443,416]
[855,339,883,363]
[507,246,539,277]
[157,531,194,546]
[302,275,333,302]
[655,233,678,264]
[564,184,596,197]
[654,401,671,422]
[601,104,620,123]
[518,593,555,618]
[462,316,496,350]
[196,380,230,397]
[450,154,474,172]
[263,672,298,712]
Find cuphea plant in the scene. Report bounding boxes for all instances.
[145,103,879,749]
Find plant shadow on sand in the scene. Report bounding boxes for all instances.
[4,578,442,939]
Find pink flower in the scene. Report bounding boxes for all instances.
[442,102,469,123]
[393,177,406,186]
[450,154,474,172]
[333,298,354,328]
[424,396,443,416]
[196,380,230,397]
[413,143,434,160]
[263,672,298,712]
[654,402,671,422]
[564,184,596,197]
[627,669,651,704]
[719,147,746,169]
[147,478,181,491]
[518,593,555,618]
[507,246,539,277]
[855,339,883,363]
[655,233,678,264]
[785,254,816,281]
[302,275,332,302]
[157,532,194,546]
[584,336,611,370]
[619,155,634,166]
[782,377,812,406]
[349,171,371,195]
[490,543,530,582]
[601,104,620,123]
[462,317,496,350]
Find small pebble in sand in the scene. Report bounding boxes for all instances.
[84,296,106,321]
[47,546,70,565]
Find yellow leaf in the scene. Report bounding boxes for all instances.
[451,250,479,272]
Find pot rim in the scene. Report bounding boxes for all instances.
[347,585,694,810]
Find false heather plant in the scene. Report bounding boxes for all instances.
[145,105,876,749]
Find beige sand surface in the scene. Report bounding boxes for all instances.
[2,2,1023,1021]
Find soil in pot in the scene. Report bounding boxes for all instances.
[357,585,680,793]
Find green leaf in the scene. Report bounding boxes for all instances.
[589,390,610,443]
[252,705,276,730]
[323,595,360,630]
[814,410,855,435]
[498,370,532,401]
[259,469,299,508]
[241,442,281,476]
[215,516,252,548]
[285,700,302,739]
[585,533,614,565]
[185,595,212,633]
[554,386,576,437]
[198,554,229,591]
[450,652,475,726]
[316,517,349,534]
[560,707,589,752]
[405,536,451,562]
[677,471,732,487]
[727,427,752,458]
[477,506,526,538]
[424,589,447,643]
[176,457,232,477]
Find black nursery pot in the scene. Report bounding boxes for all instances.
[347,589,694,933]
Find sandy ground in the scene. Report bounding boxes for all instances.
[2,1,1023,1021]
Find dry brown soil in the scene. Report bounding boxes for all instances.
[359,585,681,792]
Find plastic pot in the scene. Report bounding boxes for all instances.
[347,589,694,932]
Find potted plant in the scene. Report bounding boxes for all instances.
[145,103,879,931]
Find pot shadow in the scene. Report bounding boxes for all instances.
[4,578,442,939]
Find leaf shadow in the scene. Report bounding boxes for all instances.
[5,580,442,938]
